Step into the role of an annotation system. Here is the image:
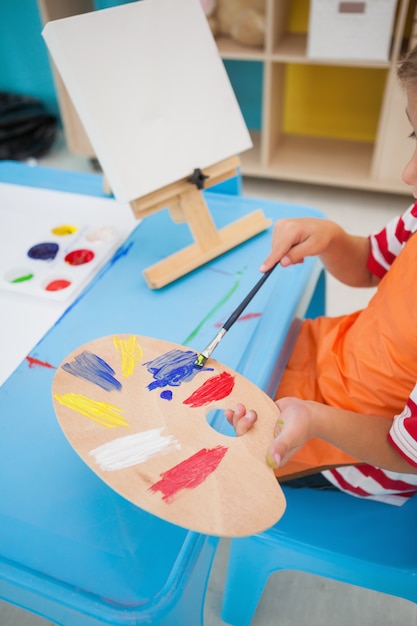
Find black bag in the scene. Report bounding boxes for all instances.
[0,91,58,161]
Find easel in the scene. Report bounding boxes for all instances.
[41,0,273,290]
[130,155,272,289]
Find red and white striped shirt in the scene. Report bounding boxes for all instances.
[323,202,417,505]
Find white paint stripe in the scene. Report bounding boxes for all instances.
[89,427,180,471]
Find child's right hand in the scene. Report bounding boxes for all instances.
[260,217,374,288]
[260,217,340,273]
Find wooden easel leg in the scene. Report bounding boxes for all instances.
[143,189,271,288]
[179,188,222,252]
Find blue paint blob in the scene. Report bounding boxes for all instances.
[28,242,59,261]
[144,349,213,392]
[62,350,122,392]
[160,390,173,401]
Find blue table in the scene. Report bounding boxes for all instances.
[0,162,325,625]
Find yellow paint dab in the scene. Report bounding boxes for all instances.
[54,393,129,428]
[113,335,143,377]
[51,224,77,236]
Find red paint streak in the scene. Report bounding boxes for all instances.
[26,356,56,369]
[149,445,228,502]
[215,312,261,327]
[237,312,261,321]
[183,371,235,407]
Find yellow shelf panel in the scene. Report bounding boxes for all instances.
[283,64,388,141]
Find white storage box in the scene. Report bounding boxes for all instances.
[307,0,398,62]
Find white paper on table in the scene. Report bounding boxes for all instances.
[0,182,137,387]
[42,0,252,203]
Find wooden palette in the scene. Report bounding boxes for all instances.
[52,334,286,537]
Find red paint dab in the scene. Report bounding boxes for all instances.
[149,445,228,502]
[65,249,94,266]
[183,371,235,407]
[45,279,71,291]
[26,356,56,369]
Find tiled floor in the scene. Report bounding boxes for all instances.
[2,137,416,625]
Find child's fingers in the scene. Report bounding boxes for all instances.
[224,403,257,436]
[234,409,257,436]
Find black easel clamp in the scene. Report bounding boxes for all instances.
[188,168,209,190]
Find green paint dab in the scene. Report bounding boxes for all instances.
[12,273,34,283]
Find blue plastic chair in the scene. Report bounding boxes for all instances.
[221,486,417,626]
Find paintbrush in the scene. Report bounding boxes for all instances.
[194,264,277,368]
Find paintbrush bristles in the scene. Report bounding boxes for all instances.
[194,328,226,368]
[194,353,207,368]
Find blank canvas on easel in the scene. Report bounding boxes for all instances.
[42,0,253,203]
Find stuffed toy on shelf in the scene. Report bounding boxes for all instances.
[201,0,266,48]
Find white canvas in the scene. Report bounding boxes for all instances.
[42,0,252,203]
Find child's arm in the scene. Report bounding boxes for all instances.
[271,397,417,474]
[225,399,417,475]
[260,218,379,288]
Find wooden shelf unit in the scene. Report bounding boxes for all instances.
[217,0,417,195]
[39,0,417,195]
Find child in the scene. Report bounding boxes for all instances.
[225,45,417,506]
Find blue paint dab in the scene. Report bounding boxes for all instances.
[144,349,213,392]
[28,242,59,261]
[160,390,173,401]
[62,350,122,392]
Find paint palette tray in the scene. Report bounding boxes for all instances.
[0,181,138,304]
[52,334,286,537]
[1,221,123,301]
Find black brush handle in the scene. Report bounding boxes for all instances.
[222,265,276,332]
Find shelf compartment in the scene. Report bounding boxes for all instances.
[272,32,307,60]
[223,60,264,132]
[248,134,406,193]
[215,36,266,60]
[269,134,374,184]
[270,0,308,58]
[282,64,388,142]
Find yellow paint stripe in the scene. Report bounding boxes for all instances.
[113,335,143,377]
[54,392,129,428]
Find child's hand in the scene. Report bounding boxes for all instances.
[225,397,316,468]
[260,217,374,288]
[224,402,257,436]
[267,397,315,468]
[260,217,341,272]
